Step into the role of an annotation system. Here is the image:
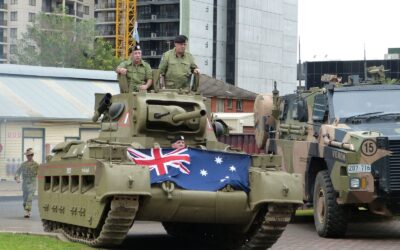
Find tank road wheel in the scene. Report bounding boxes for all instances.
[313,170,348,237]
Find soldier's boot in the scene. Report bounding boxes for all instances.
[24,209,30,218]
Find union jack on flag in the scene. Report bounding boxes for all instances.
[126,147,251,192]
[127,147,190,176]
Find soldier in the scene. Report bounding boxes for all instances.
[14,148,39,218]
[171,135,186,149]
[159,35,200,90]
[116,44,153,92]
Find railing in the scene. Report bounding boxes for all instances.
[95,3,116,9]
[97,17,116,22]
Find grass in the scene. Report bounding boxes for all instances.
[0,233,94,250]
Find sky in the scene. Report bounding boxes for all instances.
[298,0,400,62]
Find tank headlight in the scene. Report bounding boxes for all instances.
[350,178,360,189]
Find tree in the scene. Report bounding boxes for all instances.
[12,12,121,70]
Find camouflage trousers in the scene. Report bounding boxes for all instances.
[22,181,36,211]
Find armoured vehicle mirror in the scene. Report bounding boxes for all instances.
[312,94,327,122]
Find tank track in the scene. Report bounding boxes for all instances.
[42,195,139,247]
[239,203,294,250]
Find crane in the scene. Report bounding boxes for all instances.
[115,0,137,58]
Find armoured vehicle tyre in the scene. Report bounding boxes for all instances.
[313,170,348,238]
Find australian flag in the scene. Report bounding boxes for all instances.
[127,147,251,192]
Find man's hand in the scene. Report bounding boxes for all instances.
[14,176,20,183]
[193,68,200,74]
[117,68,127,75]
[139,84,148,91]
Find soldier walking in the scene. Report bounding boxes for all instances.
[14,148,39,218]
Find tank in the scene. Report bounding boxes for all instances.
[254,75,400,238]
[38,74,302,249]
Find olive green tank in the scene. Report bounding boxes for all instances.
[38,74,302,249]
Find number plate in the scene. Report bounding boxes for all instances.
[347,164,371,173]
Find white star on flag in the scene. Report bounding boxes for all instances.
[215,156,223,164]
[229,165,236,172]
[200,169,208,176]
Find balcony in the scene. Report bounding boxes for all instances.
[0,3,7,10]
[96,17,116,23]
[0,20,7,26]
[77,11,83,18]
[0,36,7,43]
[95,3,116,10]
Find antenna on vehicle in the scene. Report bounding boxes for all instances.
[298,36,302,88]
[363,43,367,82]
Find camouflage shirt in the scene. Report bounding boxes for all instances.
[15,160,39,183]
[158,48,197,89]
[117,59,153,92]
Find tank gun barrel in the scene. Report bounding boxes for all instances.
[92,93,112,122]
[172,109,206,123]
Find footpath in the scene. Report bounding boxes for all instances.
[0,179,23,197]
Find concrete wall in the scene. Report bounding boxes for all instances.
[235,0,298,95]
[187,0,214,76]
[215,0,227,81]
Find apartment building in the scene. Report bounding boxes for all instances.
[0,0,94,63]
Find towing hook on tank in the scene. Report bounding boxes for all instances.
[282,184,289,197]
[128,176,134,188]
[161,181,175,199]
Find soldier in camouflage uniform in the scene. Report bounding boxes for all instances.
[15,148,39,218]
[116,44,153,92]
[158,35,200,90]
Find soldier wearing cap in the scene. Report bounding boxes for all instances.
[14,148,39,218]
[159,35,200,90]
[116,44,153,92]
[171,135,186,149]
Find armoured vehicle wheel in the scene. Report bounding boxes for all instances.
[313,170,348,237]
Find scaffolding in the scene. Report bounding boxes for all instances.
[115,0,137,58]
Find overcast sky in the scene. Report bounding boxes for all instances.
[298,0,400,62]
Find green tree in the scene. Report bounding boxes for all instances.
[12,12,120,70]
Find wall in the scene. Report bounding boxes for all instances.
[0,120,98,179]
[210,97,254,113]
[235,0,298,95]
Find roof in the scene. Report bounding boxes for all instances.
[0,64,256,120]
[0,64,119,120]
[199,75,257,100]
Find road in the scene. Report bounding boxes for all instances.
[1,197,400,249]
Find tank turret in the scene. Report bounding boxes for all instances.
[38,74,303,249]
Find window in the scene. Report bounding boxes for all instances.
[10,45,17,54]
[84,6,89,15]
[28,13,35,22]
[236,99,243,111]
[10,12,17,21]
[217,99,224,112]
[10,28,17,38]
[227,99,233,109]
[11,0,17,4]
[29,0,36,6]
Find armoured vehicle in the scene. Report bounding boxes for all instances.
[254,70,400,238]
[38,74,302,249]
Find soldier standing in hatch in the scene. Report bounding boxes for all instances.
[116,44,153,92]
[14,148,39,218]
[159,35,200,90]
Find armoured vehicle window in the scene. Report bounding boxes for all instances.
[332,89,400,119]
[313,94,328,122]
[292,98,308,122]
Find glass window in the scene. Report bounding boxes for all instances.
[10,12,17,21]
[10,44,17,54]
[11,0,17,4]
[227,99,232,109]
[84,6,89,15]
[217,99,224,112]
[29,0,36,6]
[28,13,35,22]
[236,99,243,111]
[10,28,17,38]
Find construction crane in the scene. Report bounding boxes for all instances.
[115,0,137,58]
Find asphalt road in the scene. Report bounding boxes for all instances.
[1,197,400,249]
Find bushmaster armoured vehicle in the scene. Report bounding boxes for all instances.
[254,75,400,238]
[38,74,302,249]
